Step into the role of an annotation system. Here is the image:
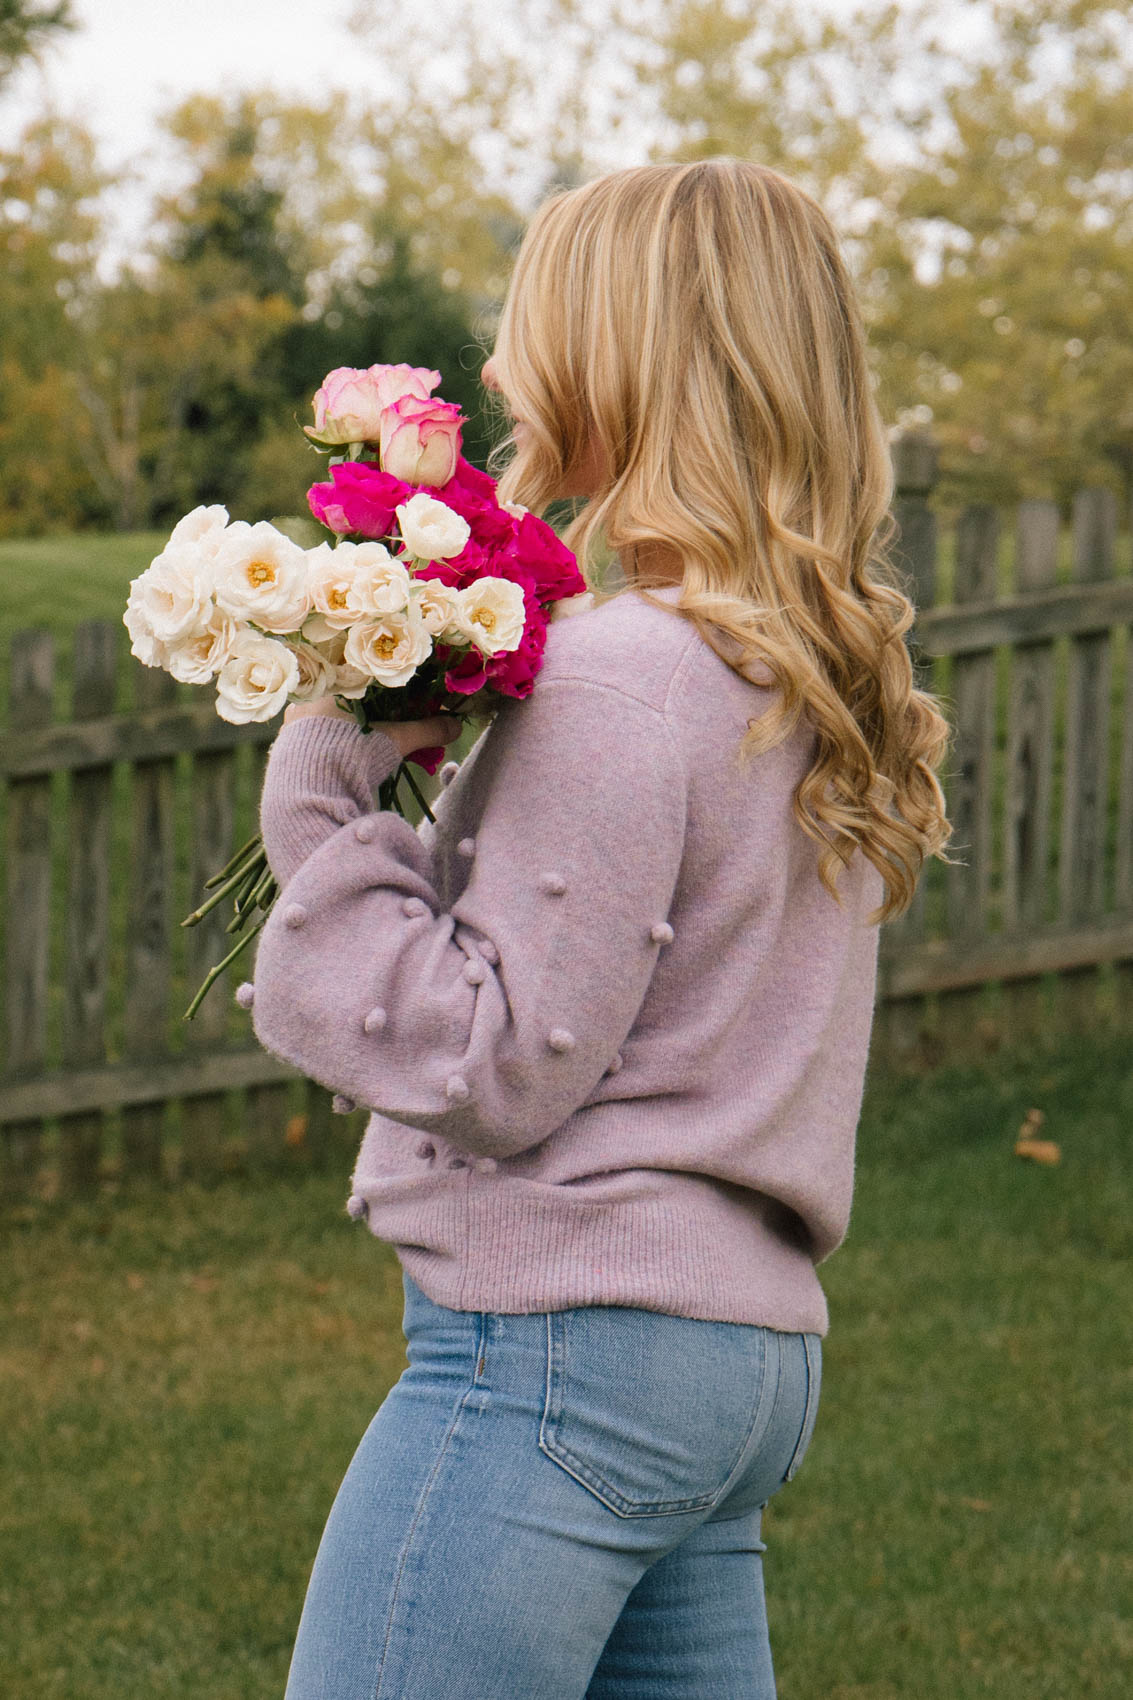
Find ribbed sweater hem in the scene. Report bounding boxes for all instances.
[350,1168,830,1335]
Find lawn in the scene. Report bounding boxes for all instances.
[2,1027,1130,1699]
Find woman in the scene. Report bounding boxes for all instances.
[251,158,952,1699]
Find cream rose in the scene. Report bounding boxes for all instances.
[164,604,243,684]
[342,542,413,620]
[343,605,433,688]
[453,576,527,655]
[305,541,361,631]
[212,521,312,634]
[395,493,471,562]
[411,576,465,641]
[168,503,231,556]
[284,636,339,701]
[549,590,596,621]
[125,551,215,658]
[215,630,301,724]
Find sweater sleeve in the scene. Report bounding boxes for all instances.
[249,679,688,1161]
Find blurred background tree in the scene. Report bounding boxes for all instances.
[0,0,1129,533]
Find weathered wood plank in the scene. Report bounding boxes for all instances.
[1000,501,1059,1041]
[875,431,939,1064]
[910,576,1133,656]
[120,659,179,1183]
[0,1046,302,1126]
[938,505,999,1055]
[878,912,1133,998]
[58,622,117,1194]
[239,740,294,1169]
[2,630,55,1195]
[0,698,280,779]
[180,747,237,1181]
[1056,489,1116,1030]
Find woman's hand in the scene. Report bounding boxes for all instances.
[282,696,463,760]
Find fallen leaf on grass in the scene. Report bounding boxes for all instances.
[1013,1107,1060,1165]
[285,1115,308,1148]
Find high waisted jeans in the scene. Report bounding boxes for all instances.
[283,1269,822,1700]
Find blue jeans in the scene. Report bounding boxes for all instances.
[283,1269,822,1699]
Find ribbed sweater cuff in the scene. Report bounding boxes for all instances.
[258,715,403,886]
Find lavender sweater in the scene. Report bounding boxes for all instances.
[252,583,884,1334]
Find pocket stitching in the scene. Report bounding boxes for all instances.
[538,1312,768,1519]
[783,1333,820,1482]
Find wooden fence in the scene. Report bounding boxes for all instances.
[875,433,1133,1062]
[1,435,1131,1198]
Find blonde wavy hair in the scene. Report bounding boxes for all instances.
[489,158,954,925]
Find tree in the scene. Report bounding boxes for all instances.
[0,0,73,91]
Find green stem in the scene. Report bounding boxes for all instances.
[203,832,262,889]
[181,858,260,928]
[182,914,268,1021]
[399,760,436,823]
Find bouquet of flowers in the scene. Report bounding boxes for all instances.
[123,361,592,1019]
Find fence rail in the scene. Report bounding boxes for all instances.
[2,431,1131,1198]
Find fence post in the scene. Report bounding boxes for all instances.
[1057,488,1117,1032]
[1001,500,1059,1042]
[121,656,179,1184]
[936,502,1000,1057]
[57,621,117,1195]
[875,428,939,1067]
[2,630,55,1198]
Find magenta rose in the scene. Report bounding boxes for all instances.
[307,462,415,537]
[380,395,465,485]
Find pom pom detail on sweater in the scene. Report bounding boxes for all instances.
[402,895,429,918]
[605,1051,624,1074]
[475,1156,498,1174]
[457,837,476,858]
[332,1093,356,1114]
[234,981,255,1009]
[539,871,567,896]
[548,1027,576,1052]
[439,761,459,788]
[416,1140,436,1160]
[463,958,487,985]
[478,939,500,965]
[283,903,308,929]
[354,818,376,843]
[362,1005,387,1034]
[650,921,674,945]
[446,1073,471,1102]
[345,1193,368,1220]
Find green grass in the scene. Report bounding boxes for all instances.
[2,1029,1130,1699]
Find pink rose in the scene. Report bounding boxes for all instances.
[380,395,465,485]
[306,363,441,446]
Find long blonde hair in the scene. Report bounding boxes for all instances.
[490,158,953,924]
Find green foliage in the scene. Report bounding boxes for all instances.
[0,0,73,89]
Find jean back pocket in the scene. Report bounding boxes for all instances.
[538,1305,773,1518]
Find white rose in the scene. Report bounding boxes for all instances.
[123,583,169,668]
[343,604,433,688]
[212,521,312,634]
[126,551,215,654]
[215,630,301,724]
[395,492,471,562]
[332,660,373,700]
[411,576,465,640]
[343,542,413,619]
[165,604,243,684]
[305,541,360,631]
[169,504,230,556]
[549,590,596,621]
[285,636,339,701]
[453,576,527,655]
